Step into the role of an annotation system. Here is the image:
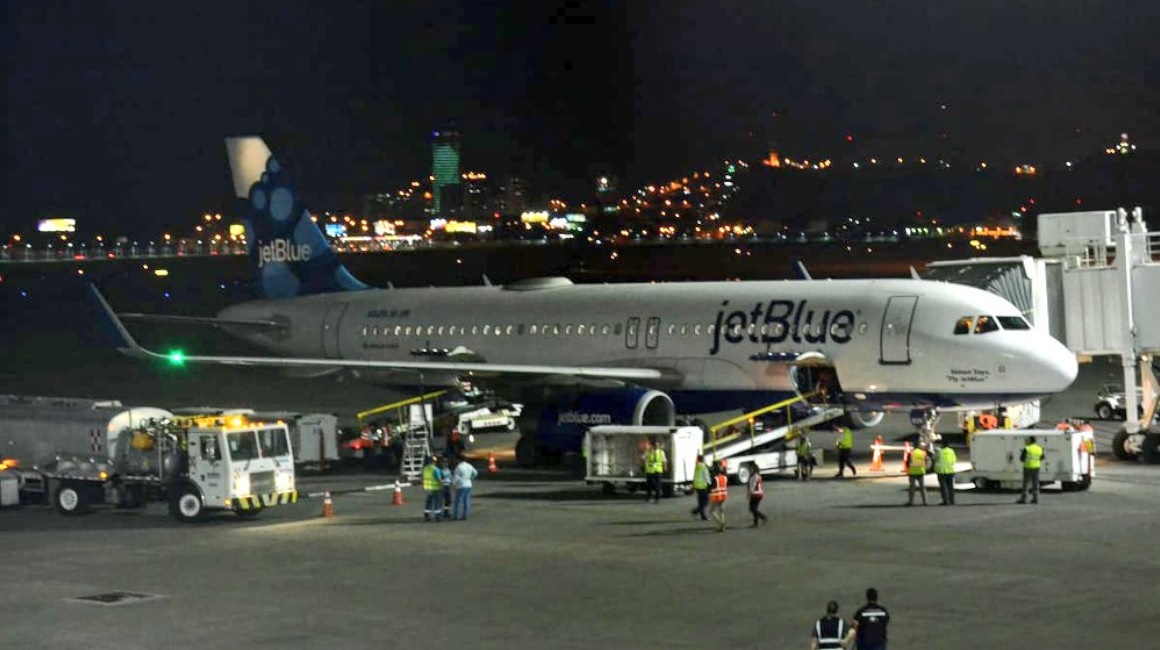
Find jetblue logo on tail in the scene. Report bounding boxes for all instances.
[257,239,311,268]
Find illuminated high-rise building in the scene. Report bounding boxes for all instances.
[431,129,462,215]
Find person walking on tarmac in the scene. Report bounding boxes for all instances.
[688,454,711,521]
[934,440,957,505]
[809,600,848,650]
[1018,435,1046,504]
[746,469,767,527]
[906,444,930,506]
[844,587,891,650]
[834,423,856,478]
[421,455,443,522]
[439,456,453,519]
[708,464,729,532]
[643,438,668,504]
[795,429,815,481]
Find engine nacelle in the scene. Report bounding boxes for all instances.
[844,410,885,429]
[535,389,676,455]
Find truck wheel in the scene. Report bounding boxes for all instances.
[169,485,205,523]
[1112,430,1139,461]
[736,463,758,486]
[1141,434,1160,465]
[1096,403,1114,420]
[53,481,90,516]
[515,436,536,468]
[1077,475,1092,491]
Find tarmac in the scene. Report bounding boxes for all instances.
[4,362,1160,649]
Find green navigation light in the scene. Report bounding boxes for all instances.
[167,350,186,366]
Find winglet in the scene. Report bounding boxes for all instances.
[792,259,812,280]
[87,284,147,358]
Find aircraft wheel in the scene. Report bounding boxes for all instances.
[514,436,536,468]
[1112,430,1139,461]
[1140,433,1160,464]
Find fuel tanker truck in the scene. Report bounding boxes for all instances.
[0,398,297,522]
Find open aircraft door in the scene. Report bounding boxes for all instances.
[322,302,348,359]
[880,296,918,365]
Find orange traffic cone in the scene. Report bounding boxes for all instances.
[870,435,884,472]
[321,490,334,518]
[487,451,497,473]
[901,441,912,475]
[391,482,404,506]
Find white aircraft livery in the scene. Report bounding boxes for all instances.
[95,136,1078,439]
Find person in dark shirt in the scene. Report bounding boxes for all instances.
[845,587,890,650]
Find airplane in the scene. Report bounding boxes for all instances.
[93,136,1078,460]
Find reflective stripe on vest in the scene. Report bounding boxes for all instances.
[422,464,439,491]
[815,618,845,649]
[749,474,764,496]
[1024,443,1044,469]
[908,448,927,475]
[935,446,956,474]
[710,474,728,503]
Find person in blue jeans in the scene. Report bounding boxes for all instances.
[452,457,479,520]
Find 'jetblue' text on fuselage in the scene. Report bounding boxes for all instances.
[710,299,856,355]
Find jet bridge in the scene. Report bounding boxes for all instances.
[926,208,1160,461]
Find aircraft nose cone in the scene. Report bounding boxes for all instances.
[1043,339,1079,391]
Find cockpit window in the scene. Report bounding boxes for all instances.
[953,317,973,335]
[997,316,1031,330]
[974,316,999,334]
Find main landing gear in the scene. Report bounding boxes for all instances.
[910,409,942,448]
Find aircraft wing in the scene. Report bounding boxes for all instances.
[91,285,665,383]
[119,313,287,332]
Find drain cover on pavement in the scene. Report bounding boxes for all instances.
[67,591,166,606]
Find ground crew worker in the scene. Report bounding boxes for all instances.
[708,465,729,532]
[439,456,453,519]
[688,454,711,521]
[746,470,767,527]
[810,600,847,650]
[906,444,929,506]
[834,423,856,478]
[844,587,890,650]
[1018,435,1045,504]
[934,441,957,505]
[796,429,814,481]
[643,438,668,503]
[421,456,443,522]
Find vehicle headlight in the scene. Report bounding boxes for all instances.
[232,473,250,496]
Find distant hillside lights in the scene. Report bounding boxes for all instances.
[1106,133,1137,155]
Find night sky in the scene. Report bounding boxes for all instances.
[4,0,1159,234]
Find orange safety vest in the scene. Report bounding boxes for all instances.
[709,474,729,503]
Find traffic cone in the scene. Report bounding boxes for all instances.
[901,441,912,475]
[391,482,404,506]
[321,490,334,518]
[870,435,884,472]
[487,451,497,473]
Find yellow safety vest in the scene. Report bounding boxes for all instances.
[838,428,853,450]
[646,448,666,474]
[1023,443,1044,470]
[908,448,927,476]
[935,446,957,474]
[422,463,439,490]
[692,462,710,490]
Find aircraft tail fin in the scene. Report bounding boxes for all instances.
[225,136,370,300]
[792,259,813,280]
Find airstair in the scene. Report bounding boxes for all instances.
[701,393,845,463]
[358,390,446,482]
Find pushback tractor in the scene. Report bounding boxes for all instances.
[10,408,298,522]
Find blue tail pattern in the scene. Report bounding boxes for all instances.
[243,156,369,299]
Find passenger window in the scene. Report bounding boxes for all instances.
[530,325,538,335]
[427,325,435,336]
[437,326,444,336]
[553,324,561,335]
[614,323,622,335]
[680,324,688,335]
[200,435,220,461]
[471,325,478,335]
[495,325,502,336]
[565,325,574,336]
[404,326,412,336]
[975,316,999,334]
[516,324,524,335]
[483,325,491,335]
[954,317,973,335]
[998,316,1031,330]
[694,324,702,335]
[577,324,586,335]
[589,323,597,336]
[601,324,611,335]
[361,326,368,337]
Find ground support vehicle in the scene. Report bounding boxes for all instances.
[9,408,298,522]
[584,426,702,496]
[250,411,339,469]
[968,424,1094,492]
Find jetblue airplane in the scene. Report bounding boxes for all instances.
[94,137,1078,445]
